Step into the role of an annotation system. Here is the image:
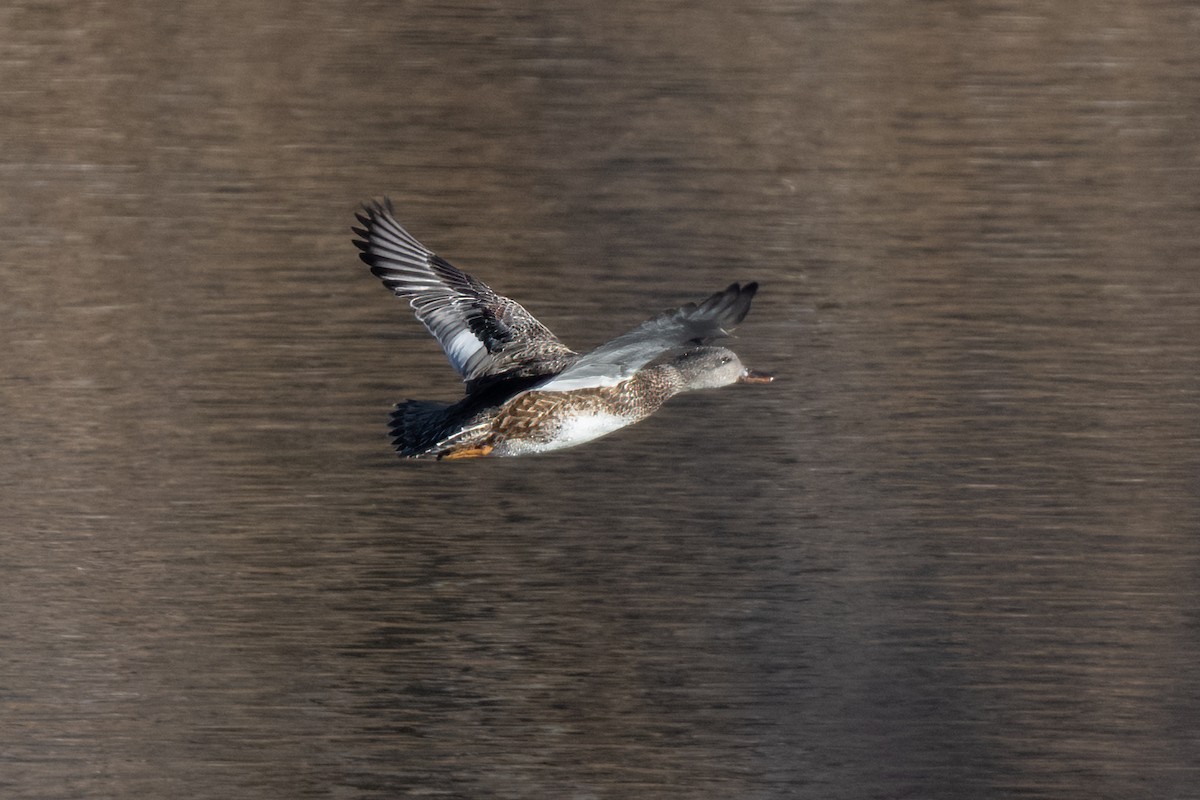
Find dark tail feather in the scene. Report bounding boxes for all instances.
[389,400,453,458]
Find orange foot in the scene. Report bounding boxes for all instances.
[441,444,495,460]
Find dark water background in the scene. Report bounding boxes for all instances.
[3,2,1199,798]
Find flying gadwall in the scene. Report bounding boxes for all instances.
[353,199,773,459]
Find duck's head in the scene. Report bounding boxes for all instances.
[670,346,775,391]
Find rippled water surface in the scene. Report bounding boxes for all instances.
[4,2,1199,798]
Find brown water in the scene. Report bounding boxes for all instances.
[3,2,1199,798]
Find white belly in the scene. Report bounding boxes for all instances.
[494,412,634,456]
[554,412,633,448]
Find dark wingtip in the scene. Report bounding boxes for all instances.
[353,200,391,263]
[357,197,396,219]
[680,282,761,332]
[724,281,759,326]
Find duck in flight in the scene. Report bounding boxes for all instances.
[353,199,773,459]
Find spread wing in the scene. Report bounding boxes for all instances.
[536,282,758,392]
[353,199,576,387]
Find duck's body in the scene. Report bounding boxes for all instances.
[352,199,773,460]
[395,363,691,459]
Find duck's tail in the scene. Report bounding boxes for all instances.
[388,400,454,458]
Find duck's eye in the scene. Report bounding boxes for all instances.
[719,355,732,365]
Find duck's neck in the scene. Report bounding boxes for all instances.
[629,364,688,409]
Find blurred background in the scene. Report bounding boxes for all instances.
[3,1,1198,798]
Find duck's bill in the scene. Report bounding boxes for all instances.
[738,369,775,384]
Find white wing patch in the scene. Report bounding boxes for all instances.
[444,328,486,375]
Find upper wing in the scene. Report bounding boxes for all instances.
[536,282,759,392]
[353,199,576,386]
